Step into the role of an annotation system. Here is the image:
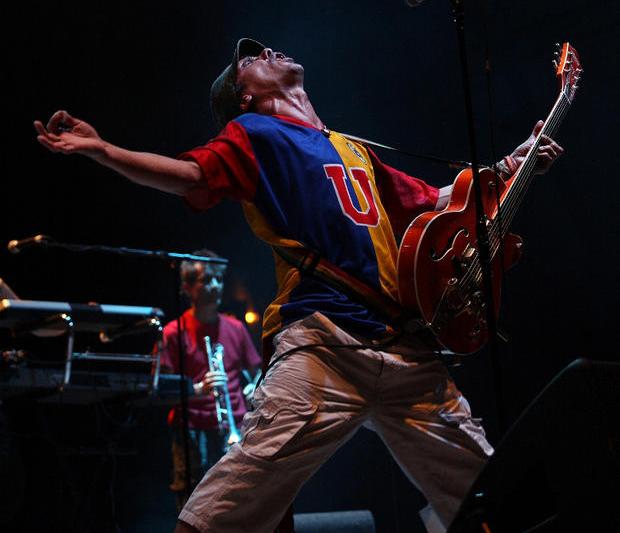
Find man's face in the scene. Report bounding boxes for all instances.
[183,263,225,307]
[236,47,304,104]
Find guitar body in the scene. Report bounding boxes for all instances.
[398,167,522,354]
[397,41,581,355]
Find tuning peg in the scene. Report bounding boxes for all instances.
[552,60,559,69]
[555,42,561,48]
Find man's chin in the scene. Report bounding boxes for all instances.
[197,297,221,308]
[285,63,304,83]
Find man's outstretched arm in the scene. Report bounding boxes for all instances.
[34,110,203,196]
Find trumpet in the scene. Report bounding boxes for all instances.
[204,336,241,451]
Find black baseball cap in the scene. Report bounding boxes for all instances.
[210,38,266,131]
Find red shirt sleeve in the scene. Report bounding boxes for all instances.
[179,121,260,210]
[368,148,439,238]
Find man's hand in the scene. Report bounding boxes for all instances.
[241,368,262,403]
[33,109,202,195]
[242,382,257,401]
[508,120,565,176]
[193,370,228,396]
[34,110,106,160]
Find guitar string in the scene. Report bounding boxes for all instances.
[430,48,580,322]
[450,92,571,301]
[458,96,570,293]
[498,94,569,231]
[502,48,579,220]
[489,95,569,245]
[483,95,569,259]
[462,96,570,291]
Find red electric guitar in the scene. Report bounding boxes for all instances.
[397,42,582,354]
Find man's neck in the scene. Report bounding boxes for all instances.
[258,87,324,130]
[192,304,219,325]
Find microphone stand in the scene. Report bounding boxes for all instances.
[9,236,228,501]
[20,238,228,266]
[172,263,194,502]
[450,0,505,433]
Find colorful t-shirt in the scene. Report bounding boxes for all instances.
[181,113,439,339]
[160,310,261,430]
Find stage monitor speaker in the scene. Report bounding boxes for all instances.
[294,510,375,532]
[448,358,619,532]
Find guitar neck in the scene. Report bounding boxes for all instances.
[499,91,571,232]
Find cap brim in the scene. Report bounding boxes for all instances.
[210,38,267,132]
[234,38,267,68]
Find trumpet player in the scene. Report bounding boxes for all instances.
[159,249,261,511]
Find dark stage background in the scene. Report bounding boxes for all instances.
[2,1,618,532]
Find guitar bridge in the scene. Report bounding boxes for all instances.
[433,282,486,338]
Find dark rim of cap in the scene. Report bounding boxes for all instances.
[210,38,266,131]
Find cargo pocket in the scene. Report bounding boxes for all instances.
[240,398,319,461]
[438,396,494,456]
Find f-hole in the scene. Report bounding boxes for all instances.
[430,227,469,261]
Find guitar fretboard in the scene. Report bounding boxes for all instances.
[500,92,571,233]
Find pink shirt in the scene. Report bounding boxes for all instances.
[160,310,261,430]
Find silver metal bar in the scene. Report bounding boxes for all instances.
[61,314,75,388]
[71,353,157,363]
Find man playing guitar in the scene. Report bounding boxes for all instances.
[35,38,564,533]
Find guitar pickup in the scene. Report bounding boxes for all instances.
[463,246,476,259]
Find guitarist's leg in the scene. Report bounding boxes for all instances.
[176,313,371,533]
[370,352,493,531]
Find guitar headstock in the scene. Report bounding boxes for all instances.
[553,42,582,103]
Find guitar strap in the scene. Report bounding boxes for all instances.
[340,132,472,170]
[269,132,482,352]
[340,131,515,180]
[272,245,430,337]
